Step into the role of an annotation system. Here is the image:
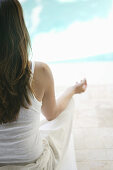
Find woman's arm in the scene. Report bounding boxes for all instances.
[35,62,87,121]
[55,80,87,118]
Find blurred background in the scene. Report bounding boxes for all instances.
[19,0,113,86]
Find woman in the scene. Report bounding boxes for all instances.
[0,0,87,169]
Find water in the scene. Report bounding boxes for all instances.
[48,53,113,64]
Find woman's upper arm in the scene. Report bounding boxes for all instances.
[35,62,57,121]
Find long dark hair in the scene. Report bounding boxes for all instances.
[0,0,33,123]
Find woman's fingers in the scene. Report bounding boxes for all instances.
[81,79,87,91]
[74,78,87,94]
[82,84,87,91]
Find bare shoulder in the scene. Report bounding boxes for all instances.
[35,61,50,72]
[32,61,53,101]
[34,61,52,81]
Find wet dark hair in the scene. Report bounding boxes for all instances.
[0,0,33,123]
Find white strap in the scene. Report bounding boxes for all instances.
[31,60,35,75]
[30,61,35,85]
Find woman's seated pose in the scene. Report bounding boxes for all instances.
[0,0,87,169]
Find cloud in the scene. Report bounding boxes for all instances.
[32,7,113,62]
[30,6,42,33]
[19,0,27,3]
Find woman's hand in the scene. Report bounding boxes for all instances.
[73,79,87,94]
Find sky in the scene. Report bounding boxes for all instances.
[19,0,113,63]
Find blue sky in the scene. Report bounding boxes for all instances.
[19,0,113,62]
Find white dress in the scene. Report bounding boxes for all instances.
[0,61,77,170]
